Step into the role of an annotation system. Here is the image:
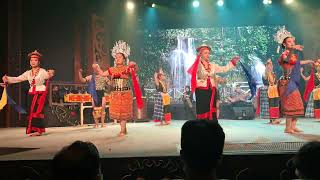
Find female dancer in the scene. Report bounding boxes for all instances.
[79,64,109,128]
[301,59,320,120]
[188,44,240,120]
[2,50,55,136]
[95,40,142,136]
[153,68,171,125]
[263,59,280,124]
[277,31,314,133]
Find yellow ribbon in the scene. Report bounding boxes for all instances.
[0,88,8,110]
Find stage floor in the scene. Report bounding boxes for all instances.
[0,118,319,161]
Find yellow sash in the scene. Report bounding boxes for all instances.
[162,93,170,106]
[267,85,279,98]
[313,88,320,100]
[0,88,8,110]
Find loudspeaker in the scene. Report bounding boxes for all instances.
[231,102,255,120]
[220,102,255,120]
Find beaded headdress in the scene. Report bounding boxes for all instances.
[274,26,295,53]
[111,40,130,59]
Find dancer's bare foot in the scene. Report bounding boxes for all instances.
[284,128,295,134]
[293,128,303,133]
[101,124,106,128]
[273,119,281,124]
[118,132,126,137]
[29,132,42,136]
[94,124,98,128]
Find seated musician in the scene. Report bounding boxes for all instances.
[226,84,250,103]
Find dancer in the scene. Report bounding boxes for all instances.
[2,50,55,136]
[301,59,320,120]
[187,44,240,120]
[275,27,314,133]
[263,59,281,124]
[95,40,143,136]
[78,64,109,128]
[153,68,171,125]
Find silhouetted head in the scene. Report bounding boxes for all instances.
[180,120,225,173]
[292,141,320,180]
[52,141,102,180]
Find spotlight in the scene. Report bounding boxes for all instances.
[217,0,224,6]
[263,0,272,4]
[285,0,294,4]
[192,0,200,8]
[151,3,156,8]
[126,1,135,10]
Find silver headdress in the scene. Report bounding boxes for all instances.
[111,40,131,64]
[274,26,295,53]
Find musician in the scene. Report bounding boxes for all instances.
[182,85,195,119]
[226,84,250,103]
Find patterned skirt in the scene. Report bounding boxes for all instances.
[268,85,280,119]
[305,91,314,118]
[278,79,304,117]
[306,88,320,119]
[314,88,320,119]
[109,90,133,121]
[153,92,171,121]
[259,86,270,119]
[269,97,280,119]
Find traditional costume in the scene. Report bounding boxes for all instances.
[152,70,171,124]
[6,50,52,135]
[304,61,320,119]
[264,60,280,121]
[108,41,143,122]
[187,44,239,120]
[275,28,304,118]
[82,70,109,127]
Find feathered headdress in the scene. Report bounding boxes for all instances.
[111,40,131,60]
[274,26,295,53]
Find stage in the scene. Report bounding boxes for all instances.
[0,118,320,161]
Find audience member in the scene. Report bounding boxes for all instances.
[180,120,225,180]
[291,141,320,180]
[52,140,102,180]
